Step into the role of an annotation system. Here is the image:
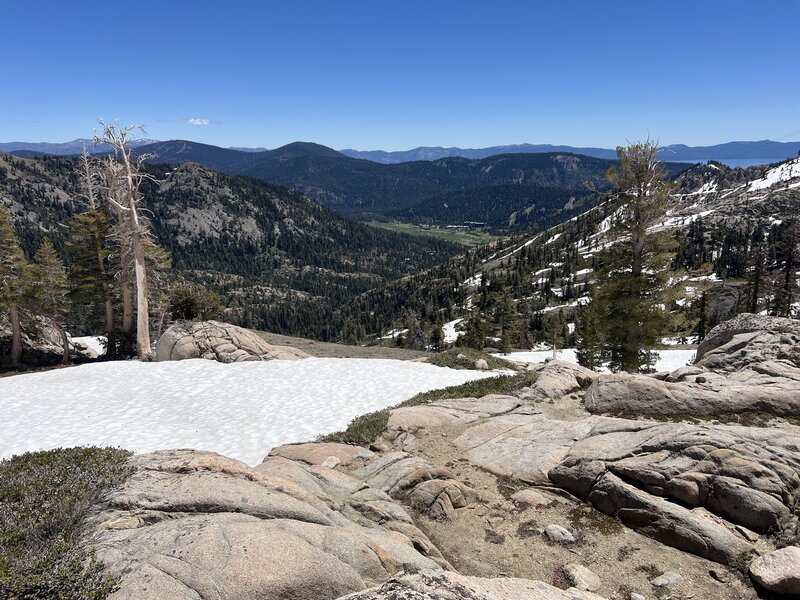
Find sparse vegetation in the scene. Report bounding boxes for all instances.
[319,370,538,444]
[0,447,133,599]
[426,348,518,371]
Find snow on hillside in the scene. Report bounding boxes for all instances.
[0,358,497,465]
[504,348,696,372]
[443,318,464,343]
[748,157,800,191]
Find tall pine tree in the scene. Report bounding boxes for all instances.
[30,238,71,363]
[596,140,673,373]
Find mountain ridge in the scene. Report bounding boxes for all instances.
[341,140,800,164]
[4,138,799,164]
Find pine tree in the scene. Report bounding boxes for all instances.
[771,221,799,317]
[30,238,71,363]
[747,239,767,314]
[696,291,708,341]
[0,204,29,367]
[403,310,426,350]
[543,310,569,358]
[596,140,673,373]
[66,209,114,332]
[575,289,604,370]
[429,316,445,352]
[462,309,486,350]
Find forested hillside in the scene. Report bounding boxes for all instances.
[387,183,598,233]
[350,157,800,354]
[0,153,460,341]
[136,140,622,219]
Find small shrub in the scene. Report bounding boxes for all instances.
[319,371,538,445]
[399,371,538,408]
[168,283,223,321]
[426,348,519,372]
[318,409,391,444]
[0,446,133,599]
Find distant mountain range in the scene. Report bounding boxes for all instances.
[0,138,159,156]
[3,138,799,164]
[340,140,800,164]
[1,138,690,227]
[126,140,633,221]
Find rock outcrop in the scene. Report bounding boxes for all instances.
[90,449,448,600]
[352,451,477,522]
[89,314,800,598]
[585,314,800,417]
[338,570,605,600]
[382,353,800,566]
[154,320,309,363]
[0,312,94,367]
[749,546,800,595]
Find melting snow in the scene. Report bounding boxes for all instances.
[0,358,497,465]
[748,158,800,191]
[503,348,696,373]
[654,209,715,230]
[443,318,464,344]
[545,232,562,245]
[463,274,483,286]
[379,328,408,340]
[70,336,106,356]
[682,181,718,196]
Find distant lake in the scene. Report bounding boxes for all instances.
[671,157,791,168]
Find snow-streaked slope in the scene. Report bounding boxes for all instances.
[443,318,464,343]
[0,358,497,465]
[503,348,696,373]
[748,157,800,191]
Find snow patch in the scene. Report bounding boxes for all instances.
[504,348,695,373]
[0,358,497,465]
[443,318,464,344]
[379,328,408,340]
[748,158,800,191]
[545,232,562,245]
[70,336,106,356]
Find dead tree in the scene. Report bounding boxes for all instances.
[95,121,155,359]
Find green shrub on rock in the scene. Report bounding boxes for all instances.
[168,283,223,322]
[0,446,133,599]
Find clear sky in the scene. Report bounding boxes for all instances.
[2,0,798,150]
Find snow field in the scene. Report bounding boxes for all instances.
[0,357,498,466]
[504,348,696,373]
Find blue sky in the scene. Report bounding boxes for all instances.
[2,0,798,150]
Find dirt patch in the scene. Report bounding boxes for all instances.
[256,330,429,360]
[357,405,760,600]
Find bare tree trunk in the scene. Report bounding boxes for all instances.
[56,322,70,364]
[96,121,154,359]
[122,281,133,332]
[9,306,22,367]
[105,297,115,332]
[134,236,151,358]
